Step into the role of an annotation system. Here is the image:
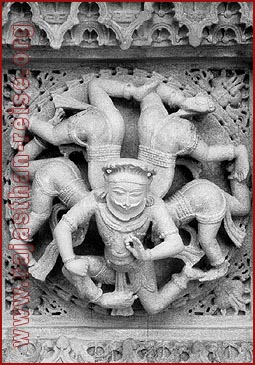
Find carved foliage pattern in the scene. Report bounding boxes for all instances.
[2,336,253,363]
[2,2,253,49]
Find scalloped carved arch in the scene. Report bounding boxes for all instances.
[31,2,80,49]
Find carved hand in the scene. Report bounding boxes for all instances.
[49,108,65,126]
[124,235,151,261]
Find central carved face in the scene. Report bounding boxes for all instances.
[105,171,149,220]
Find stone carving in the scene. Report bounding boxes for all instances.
[2,336,253,363]
[165,173,250,281]
[2,2,253,49]
[3,63,252,365]
[7,72,251,316]
[2,0,252,359]
[214,278,250,315]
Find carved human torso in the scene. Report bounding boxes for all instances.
[95,202,151,271]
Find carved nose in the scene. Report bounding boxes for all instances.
[123,195,131,208]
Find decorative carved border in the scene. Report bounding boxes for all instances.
[2,335,253,363]
[2,2,253,49]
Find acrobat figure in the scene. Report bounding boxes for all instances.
[137,82,249,197]
[9,78,156,277]
[164,161,251,281]
[10,135,90,277]
[12,78,158,189]
[53,159,206,315]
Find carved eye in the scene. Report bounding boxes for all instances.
[113,190,125,195]
[130,192,143,197]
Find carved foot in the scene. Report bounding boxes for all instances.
[182,264,206,281]
[228,145,249,182]
[65,257,89,277]
[199,260,230,282]
[97,291,138,310]
[178,95,215,115]
[132,80,160,101]
[28,261,48,281]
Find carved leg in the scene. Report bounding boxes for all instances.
[12,138,49,179]
[197,222,229,282]
[156,83,215,114]
[190,140,249,182]
[86,79,158,188]
[63,255,137,309]
[137,261,204,315]
[29,110,72,146]
[138,92,175,197]
[9,188,53,267]
[225,164,251,216]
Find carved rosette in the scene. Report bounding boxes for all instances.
[2,2,253,49]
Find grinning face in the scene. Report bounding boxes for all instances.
[105,171,150,221]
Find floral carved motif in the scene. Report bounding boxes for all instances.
[2,336,253,363]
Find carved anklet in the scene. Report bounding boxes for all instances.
[90,288,104,304]
[63,255,76,266]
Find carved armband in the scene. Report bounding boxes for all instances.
[86,145,121,162]
[34,136,48,149]
[63,255,76,266]
[61,214,77,233]
[123,83,133,100]
[138,145,176,168]
[89,288,104,304]
[160,228,179,240]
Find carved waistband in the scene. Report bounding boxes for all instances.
[86,144,121,162]
[138,145,176,168]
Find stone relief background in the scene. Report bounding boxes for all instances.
[2,2,253,363]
